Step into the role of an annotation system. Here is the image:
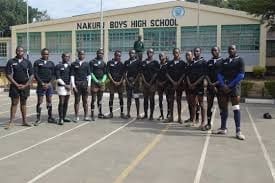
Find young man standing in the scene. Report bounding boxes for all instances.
[156,52,168,120]
[124,49,142,119]
[70,50,91,122]
[89,48,107,121]
[5,46,33,129]
[165,48,187,123]
[141,48,160,120]
[105,50,126,118]
[186,47,207,129]
[134,35,145,61]
[55,52,71,125]
[204,46,223,130]
[33,48,56,126]
[216,45,245,140]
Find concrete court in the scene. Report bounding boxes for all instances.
[0,94,274,183]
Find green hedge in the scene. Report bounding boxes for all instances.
[241,80,254,97]
[264,80,275,98]
[253,66,266,78]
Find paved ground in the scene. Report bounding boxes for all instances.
[0,93,275,183]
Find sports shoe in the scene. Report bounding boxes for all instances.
[184,118,192,123]
[236,131,245,140]
[34,119,41,126]
[120,113,127,119]
[63,118,71,122]
[22,122,32,127]
[216,128,227,135]
[73,116,79,123]
[84,116,91,121]
[98,113,104,119]
[58,119,64,125]
[48,117,57,123]
[103,113,113,119]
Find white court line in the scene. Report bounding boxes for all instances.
[27,117,138,183]
[0,101,73,139]
[0,107,121,161]
[0,97,56,115]
[193,106,217,183]
[0,98,59,124]
[246,107,275,182]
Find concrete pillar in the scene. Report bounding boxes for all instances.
[217,25,222,49]
[177,25,181,49]
[71,30,76,61]
[259,24,267,67]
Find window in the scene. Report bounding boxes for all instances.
[46,31,72,54]
[267,40,275,57]
[221,24,260,51]
[144,27,176,51]
[109,29,139,52]
[17,32,41,53]
[76,30,101,53]
[0,42,7,57]
[181,26,217,51]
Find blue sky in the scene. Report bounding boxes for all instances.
[28,0,175,19]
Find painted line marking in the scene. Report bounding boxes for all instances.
[193,106,217,183]
[27,117,137,183]
[246,107,275,182]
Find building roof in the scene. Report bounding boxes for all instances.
[11,0,260,30]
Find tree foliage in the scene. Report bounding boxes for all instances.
[0,0,50,36]
[187,0,275,27]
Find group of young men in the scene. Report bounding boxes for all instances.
[4,44,245,140]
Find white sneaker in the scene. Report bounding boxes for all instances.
[73,116,79,123]
[216,128,227,135]
[236,132,245,140]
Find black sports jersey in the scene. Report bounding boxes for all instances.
[124,59,141,81]
[33,59,55,84]
[219,56,244,82]
[157,63,168,82]
[107,60,125,82]
[166,59,187,82]
[70,60,90,82]
[89,58,106,80]
[5,57,33,84]
[207,57,223,83]
[186,58,207,83]
[141,59,160,83]
[55,62,71,85]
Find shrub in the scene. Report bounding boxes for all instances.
[241,80,254,97]
[253,66,266,78]
[264,80,275,98]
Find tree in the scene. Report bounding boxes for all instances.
[186,0,275,28]
[0,0,50,36]
[237,0,275,27]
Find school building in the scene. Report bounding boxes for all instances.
[0,0,275,73]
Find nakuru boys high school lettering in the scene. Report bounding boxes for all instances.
[9,0,268,72]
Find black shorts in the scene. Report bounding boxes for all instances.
[189,85,204,96]
[143,84,156,96]
[9,84,30,99]
[91,81,105,92]
[75,81,88,96]
[207,86,218,96]
[108,82,124,94]
[218,84,241,97]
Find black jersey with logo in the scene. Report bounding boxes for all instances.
[219,56,245,82]
[89,58,106,80]
[141,59,160,83]
[70,60,90,82]
[33,59,55,84]
[5,58,33,84]
[107,60,125,82]
[124,59,141,81]
[186,58,207,83]
[166,59,187,82]
[207,57,223,83]
[55,62,71,85]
